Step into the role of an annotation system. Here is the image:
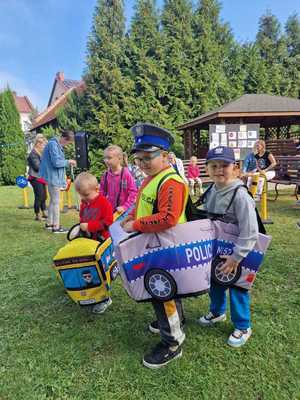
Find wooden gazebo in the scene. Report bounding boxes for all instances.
[178,94,300,159]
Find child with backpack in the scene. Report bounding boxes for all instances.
[100,145,137,213]
[121,123,188,369]
[198,146,259,347]
[74,172,114,314]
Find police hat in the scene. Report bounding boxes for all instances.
[131,123,174,153]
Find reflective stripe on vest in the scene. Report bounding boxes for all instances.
[136,167,188,224]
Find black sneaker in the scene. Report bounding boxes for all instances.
[52,227,68,234]
[148,320,160,334]
[45,223,53,230]
[149,318,186,334]
[143,342,182,369]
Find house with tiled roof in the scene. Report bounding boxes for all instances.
[48,71,82,107]
[31,71,84,133]
[13,92,35,132]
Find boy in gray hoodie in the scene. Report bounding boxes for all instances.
[198,146,258,347]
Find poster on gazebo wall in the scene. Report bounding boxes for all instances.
[209,124,260,160]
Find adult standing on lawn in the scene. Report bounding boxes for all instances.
[27,135,48,221]
[39,130,76,233]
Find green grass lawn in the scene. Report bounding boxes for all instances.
[0,186,299,400]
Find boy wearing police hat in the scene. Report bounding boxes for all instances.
[121,123,188,369]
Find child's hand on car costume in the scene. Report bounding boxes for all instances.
[219,255,239,275]
[116,206,125,214]
[80,223,89,232]
[122,220,135,233]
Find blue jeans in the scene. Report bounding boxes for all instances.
[209,281,250,330]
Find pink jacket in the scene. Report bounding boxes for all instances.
[100,167,137,211]
[187,164,200,179]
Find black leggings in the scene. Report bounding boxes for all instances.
[30,178,47,214]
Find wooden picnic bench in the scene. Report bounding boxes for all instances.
[269,156,300,200]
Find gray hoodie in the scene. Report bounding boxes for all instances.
[203,179,258,262]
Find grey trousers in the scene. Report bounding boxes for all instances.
[151,298,185,347]
[47,184,60,228]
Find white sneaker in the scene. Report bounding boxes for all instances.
[227,328,252,348]
[198,311,226,326]
[92,298,112,314]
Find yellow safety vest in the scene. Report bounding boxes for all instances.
[136,167,188,224]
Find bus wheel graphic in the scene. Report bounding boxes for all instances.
[144,269,177,301]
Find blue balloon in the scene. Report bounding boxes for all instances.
[16,176,28,188]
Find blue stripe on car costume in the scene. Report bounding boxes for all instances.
[123,238,263,283]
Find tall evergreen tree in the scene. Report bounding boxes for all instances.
[256,11,289,95]
[191,0,235,115]
[256,11,282,61]
[222,42,245,99]
[0,89,26,185]
[240,43,271,94]
[161,0,194,122]
[85,0,135,162]
[126,0,185,151]
[158,0,196,154]
[127,0,168,124]
[286,13,300,57]
[284,13,300,97]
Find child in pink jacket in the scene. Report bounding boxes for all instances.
[187,156,203,195]
[100,145,137,213]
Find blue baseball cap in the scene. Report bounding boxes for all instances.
[206,146,235,164]
[131,123,174,153]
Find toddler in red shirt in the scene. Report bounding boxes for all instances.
[74,172,113,241]
[187,156,203,195]
[74,172,113,314]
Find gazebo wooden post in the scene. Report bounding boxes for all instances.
[193,128,200,158]
[195,128,201,158]
[183,128,193,159]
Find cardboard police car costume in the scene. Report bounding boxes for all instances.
[112,218,271,302]
[53,224,119,306]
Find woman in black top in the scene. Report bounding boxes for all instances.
[27,135,48,221]
[253,139,276,195]
[255,140,276,172]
